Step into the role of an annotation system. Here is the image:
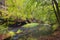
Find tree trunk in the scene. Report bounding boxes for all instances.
[52,0,60,25]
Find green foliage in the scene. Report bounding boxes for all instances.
[2,0,56,26]
[5,0,27,20]
[0,0,54,25]
[0,24,8,34]
[52,24,58,31]
[0,0,58,40]
[8,31,15,36]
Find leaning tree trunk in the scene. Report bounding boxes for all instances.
[52,0,60,26]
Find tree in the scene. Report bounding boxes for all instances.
[52,0,60,25]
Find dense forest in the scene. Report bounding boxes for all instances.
[0,0,60,40]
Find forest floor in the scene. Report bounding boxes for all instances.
[0,24,60,40]
[38,27,60,40]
